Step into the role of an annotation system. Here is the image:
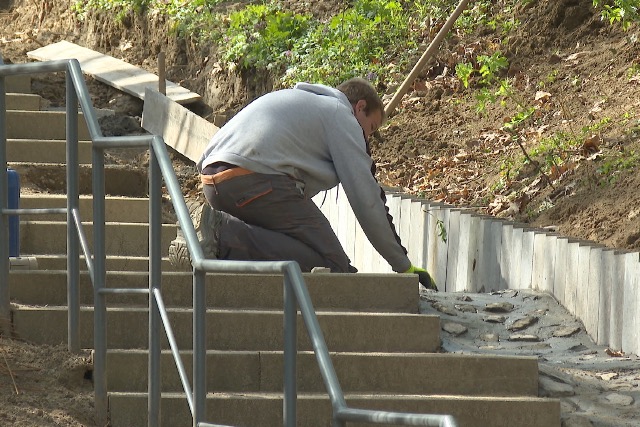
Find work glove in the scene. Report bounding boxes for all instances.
[404,265,438,291]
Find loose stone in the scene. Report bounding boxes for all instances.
[508,333,540,342]
[484,302,515,313]
[442,321,467,336]
[483,315,506,323]
[507,315,538,331]
[553,326,581,337]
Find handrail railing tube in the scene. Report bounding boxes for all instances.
[71,207,95,281]
[0,73,9,336]
[67,60,103,138]
[283,271,298,425]
[4,207,67,215]
[284,263,348,418]
[152,287,195,412]
[335,408,457,427]
[148,145,163,426]
[193,269,208,426]
[66,73,81,352]
[0,58,459,427]
[99,288,150,295]
[92,142,108,426]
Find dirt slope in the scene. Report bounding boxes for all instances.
[1,1,640,426]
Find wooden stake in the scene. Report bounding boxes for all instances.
[158,51,166,95]
[384,0,472,118]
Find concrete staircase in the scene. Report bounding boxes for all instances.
[4,76,561,426]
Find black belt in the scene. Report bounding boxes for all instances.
[202,162,238,175]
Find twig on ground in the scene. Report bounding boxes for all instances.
[1,346,20,395]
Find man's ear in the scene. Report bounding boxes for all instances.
[355,99,367,114]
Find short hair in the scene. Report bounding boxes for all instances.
[336,77,385,120]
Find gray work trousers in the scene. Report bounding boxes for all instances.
[203,172,357,273]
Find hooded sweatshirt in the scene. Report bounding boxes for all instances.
[198,82,411,272]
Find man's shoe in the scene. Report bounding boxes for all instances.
[168,201,220,270]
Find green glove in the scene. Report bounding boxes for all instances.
[404,265,438,291]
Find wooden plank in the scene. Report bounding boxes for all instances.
[27,40,200,104]
[142,88,217,163]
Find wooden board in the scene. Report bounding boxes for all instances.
[142,88,217,163]
[27,40,200,105]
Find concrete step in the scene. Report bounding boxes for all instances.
[6,93,42,110]
[7,138,92,163]
[107,349,539,396]
[19,194,154,223]
[9,271,418,313]
[19,221,176,256]
[12,306,441,352]
[5,74,31,93]
[9,163,148,197]
[5,110,90,139]
[108,392,561,427]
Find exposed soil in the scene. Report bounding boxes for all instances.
[1,0,640,426]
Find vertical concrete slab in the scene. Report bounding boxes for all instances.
[335,188,349,255]
[455,211,471,292]
[519,229,536,290]
[467,214,481,292]
[596,249,616,346]
[427,203,449,289]
[445,209,462,292]
[609,251,625,351]
[587,246,605,344]
[353,221,366,273]
[485,218,505,293]
[399,196,413,263]
[343,192,357,268]
[533,232,557,293]
[553,237,570,306]
[622,252,640,354]
[563,240,581,315]
[474,215,494,292]
[499,223,514,290]
[575,243,593,329]
[510,225,524,289]
[408,200,428,268]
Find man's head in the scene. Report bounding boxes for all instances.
[337,77,385,140]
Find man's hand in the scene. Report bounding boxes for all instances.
[404,265,438,291]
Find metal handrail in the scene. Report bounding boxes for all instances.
[0,58,457,427]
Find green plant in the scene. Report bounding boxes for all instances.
[597,150,640,184]
[503,106,536,132]
[455,62,474,88]
[220,3,311,71]
[73,0,147,21]
[477,51,509,85]
[538,69,559,88]
[436,218,448,243]
[593,0,640,30]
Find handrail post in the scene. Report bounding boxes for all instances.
[283,273,297,427]
[92,143,109,426]
[148,146,162,426]
[0,70,10,337]
[66,71,81,353]
[193,268,207,426]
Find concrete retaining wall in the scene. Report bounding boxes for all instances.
[313,186,640,356]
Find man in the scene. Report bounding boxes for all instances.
[169,77,437,290]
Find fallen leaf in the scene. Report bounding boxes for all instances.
[605,348,625,357]
[581,134,600,156]
[534,91,552,103]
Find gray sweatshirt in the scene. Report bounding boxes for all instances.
[198,82,411,272]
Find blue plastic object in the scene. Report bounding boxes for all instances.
[7,167,20,257]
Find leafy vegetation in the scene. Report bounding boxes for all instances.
[70,0,640,223]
